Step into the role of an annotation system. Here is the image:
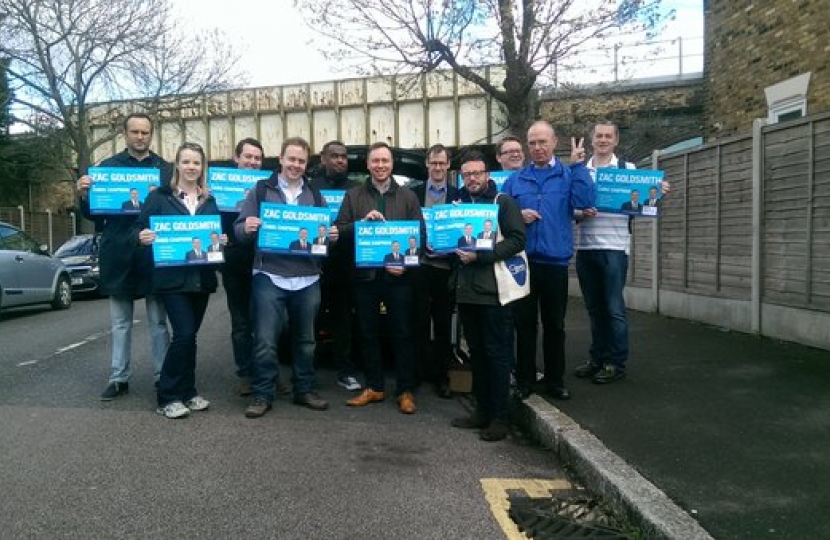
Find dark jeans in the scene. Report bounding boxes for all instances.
[221,262,253,379]
[157,292,210,407]
[353,275,415,395]
[576,249,629,371]
[317,260,357,378]
[411,264,454,385]
[513,262,569,390]
[458,303,513,422]
[250,273,320,402]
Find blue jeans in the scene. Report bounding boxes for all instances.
[458,303,513,422]
[353,275,415,395]
[250,273,320,402]
[157,292,210,406]
[576,249,629,371]
[513,263,569,389]
[108,295,169,383]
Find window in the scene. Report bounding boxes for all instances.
[765,73,810,124]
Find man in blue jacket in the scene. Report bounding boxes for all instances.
[501,121,596,400]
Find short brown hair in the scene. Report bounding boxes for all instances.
[281,136,310,157]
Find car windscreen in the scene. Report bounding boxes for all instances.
[55,236,95,257]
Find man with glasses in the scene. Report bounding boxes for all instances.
[77,113,172,400]
[310,141,363,391]
[496,136,525,171]
[450,151,525,442]
[411,144,458,398]
[502,121,596,400]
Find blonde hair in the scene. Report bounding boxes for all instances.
[171,142,207,192]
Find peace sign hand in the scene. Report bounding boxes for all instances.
[570,137,587,164]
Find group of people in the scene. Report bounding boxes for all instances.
[77,112,646,442]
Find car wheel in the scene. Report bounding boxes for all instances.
[51,276,72,310]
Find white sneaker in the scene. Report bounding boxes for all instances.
[337,376,362,391]
[185,396,210,411]
[156,401,191,419]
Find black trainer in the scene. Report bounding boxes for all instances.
[592,365,626,384]
[100,382,129,401]
[574,362,603,379]
[480,420,509,442]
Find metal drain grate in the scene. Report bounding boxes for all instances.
[509,496,629,539]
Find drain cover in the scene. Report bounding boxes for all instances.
[509,496,629,539]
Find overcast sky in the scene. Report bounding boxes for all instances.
[174,0,704,88]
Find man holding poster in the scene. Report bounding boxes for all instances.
[234,137,335,418]
[76,113,172,401]
[335,142,424,415]
[450,151,525,442]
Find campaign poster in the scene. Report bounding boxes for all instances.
[456,170,512,190]
[88,167,160,215]
[257,203,331,256]
[428,203,499,253]
[595,168,665,217]
[207,167,271,212]
[355,220,421,268]
[421,207,434,249]
[320,189,346,221]
[149,215,224,267]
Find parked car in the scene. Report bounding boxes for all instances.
[0,221,72,312]
[54,234,101,296]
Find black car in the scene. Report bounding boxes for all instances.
[54,234,102,296]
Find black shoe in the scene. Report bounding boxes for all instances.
[435,382,453,399]
[244,398,272,418]
[451,413,488,429]
[546,385,571,400]
[593,365,626,384]
[480,420,509,442]
[574,362,603,379]
[100,382,129,401]
[293,393,329,411]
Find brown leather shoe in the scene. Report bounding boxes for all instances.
[346,388,385,407]
[398,391,416,414]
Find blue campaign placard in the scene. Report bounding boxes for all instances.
[88,167,160,215]
[355,220,421,268]
[421,208,434,249]
[207,167,271,212]
[595,168,665,217]
[456,170,512,190]
[428,203,499,253]
[257,203,331,256]
[149,215,224,267]
[320,190,346,220]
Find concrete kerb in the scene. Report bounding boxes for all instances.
[516,395,713,540]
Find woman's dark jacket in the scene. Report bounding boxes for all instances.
[135,185,219,294]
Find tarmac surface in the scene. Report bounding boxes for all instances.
[520,297,830,539]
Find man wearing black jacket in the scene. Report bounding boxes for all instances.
[450,152,525,442]
[310,140,363,391]
[410,143,457,398]
[77,113,171,401]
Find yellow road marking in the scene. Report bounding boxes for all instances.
[481,478,574,539]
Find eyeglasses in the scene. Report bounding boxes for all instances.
[499,148,523,156]
[428,161,449,167]
[461,170,487,179]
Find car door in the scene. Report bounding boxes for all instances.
[1,226,57,304]
[0,224,24,307]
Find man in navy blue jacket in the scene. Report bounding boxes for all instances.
[501,121,596,400]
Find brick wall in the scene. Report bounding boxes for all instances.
[705,0,830,139]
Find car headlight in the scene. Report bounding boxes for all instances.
[90,265,100,275]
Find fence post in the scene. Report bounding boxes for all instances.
[46,209,53,252]
[651,149,662,312]
[17,205,25,231]
[751,118,766,334]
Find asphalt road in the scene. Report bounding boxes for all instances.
[0,293,571,539]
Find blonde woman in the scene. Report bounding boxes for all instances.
[137,142,222,419]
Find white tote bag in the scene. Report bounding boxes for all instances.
[493,194,530,305]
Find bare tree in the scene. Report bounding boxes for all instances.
[298,0,668,139]
[0,0,244,174]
